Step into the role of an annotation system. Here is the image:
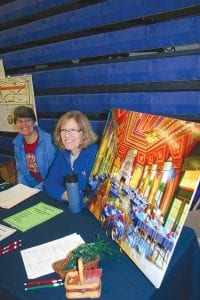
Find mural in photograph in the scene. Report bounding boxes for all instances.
[85,109,200,288]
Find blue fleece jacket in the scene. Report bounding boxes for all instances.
[44,143,98,203]
[13,126,57,190]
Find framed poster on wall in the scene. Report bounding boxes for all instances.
[85,108,200,288]
[0,75,36,132]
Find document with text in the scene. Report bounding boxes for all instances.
[0,224,16,241]
[3,202,63,232]
[20,233,85,279]
[0,183,40,209]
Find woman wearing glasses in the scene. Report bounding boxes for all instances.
[13,106,57,190]
[44,111,98,203]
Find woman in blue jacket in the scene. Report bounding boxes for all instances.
[44,111,98,204]
[13,106,57,190]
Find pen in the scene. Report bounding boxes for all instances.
[24,278,63,286]
[25,282,64,291]
[0,244,21,256]
[0,240,21,252]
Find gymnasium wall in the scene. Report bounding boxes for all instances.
[0,0,200,163]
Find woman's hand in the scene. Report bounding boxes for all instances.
[61,191,68,201]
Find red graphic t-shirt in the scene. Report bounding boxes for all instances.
[24,137,42,183]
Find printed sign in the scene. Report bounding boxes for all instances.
[86,108,200,288]
[0,75,36,132]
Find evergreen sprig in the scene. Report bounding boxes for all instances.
[63,235,118,270]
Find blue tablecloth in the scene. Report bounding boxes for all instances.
[0,192,200,300]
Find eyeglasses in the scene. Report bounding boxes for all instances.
[60,128,82,135]
[16,118,33,125]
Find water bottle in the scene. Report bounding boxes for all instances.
[65,173,82,213]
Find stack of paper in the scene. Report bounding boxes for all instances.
[0,183,40,209]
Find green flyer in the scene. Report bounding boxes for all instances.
[3,202,63,232]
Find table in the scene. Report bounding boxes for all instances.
[0,192,200,300]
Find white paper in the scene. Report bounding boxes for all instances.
[20,233,85,279]
[0,183,40,209]
[0,224,16,241]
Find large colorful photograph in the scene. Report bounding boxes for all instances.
[85,109,200,288]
